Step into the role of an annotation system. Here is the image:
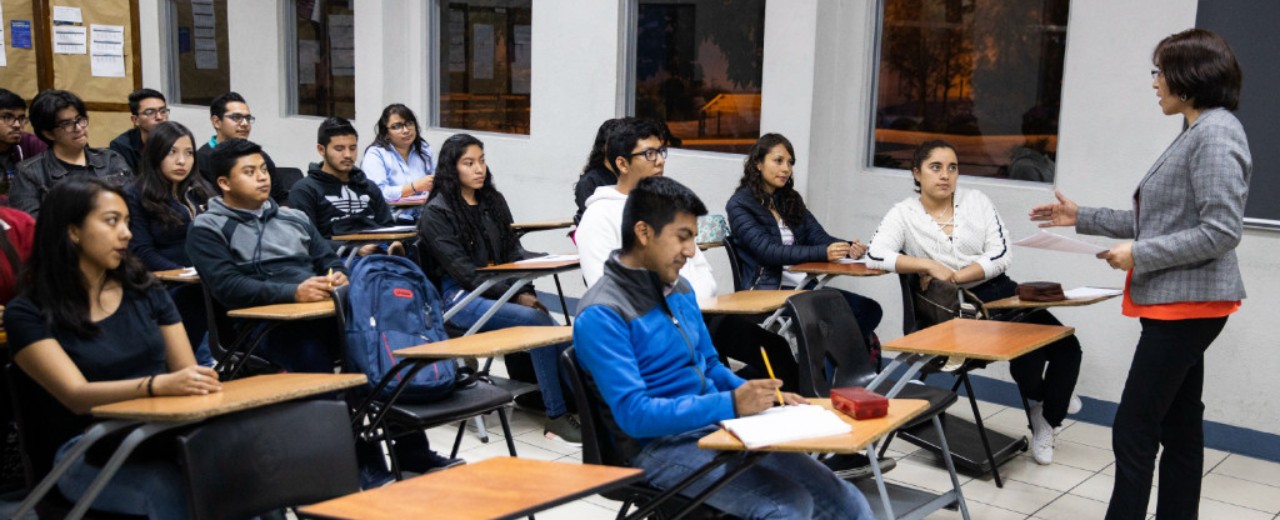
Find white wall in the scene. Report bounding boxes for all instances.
[136,0,1280,437]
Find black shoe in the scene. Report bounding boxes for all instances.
[398,448,465,474]
[821,453,897,481]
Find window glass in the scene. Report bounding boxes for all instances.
[871,0,1069,183]
[171,0,230,106]
[633,0,765,154]
[291,0,356,119]
[437,0,532,134]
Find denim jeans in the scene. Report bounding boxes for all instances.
[53,434,188,518]
[442,280,570,418]
[249,319,342,374]
[635,425,874,519]
[168,283,214,366]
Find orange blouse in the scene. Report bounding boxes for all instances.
[1121,271,1240,320]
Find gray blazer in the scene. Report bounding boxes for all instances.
[11,146,132,218]
[1076,108,1251,305]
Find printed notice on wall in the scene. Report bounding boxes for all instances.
[511,25,531,94]
[0,4,6,67]
[54,26,87,54]
[471,23,494,80]
[52,5,82,25]
[10,20,33,49]
[191,0,219,69]
[90,25,126,77]
[297,40,318,85]
[447,8,466,73]
[329,14,354,76]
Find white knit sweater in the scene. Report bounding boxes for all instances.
[865,188,1012,287]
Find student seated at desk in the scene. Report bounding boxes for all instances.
[0,89,48,193]
[418,133,580,445]
[288,117,400,257]
[571,117,622,231]
[195,92,289,206]
[725,133,882,346]
[865,139,1083,465]
[361,104,433,222]
[574,177,873,519]
[124,121,215,365]
[5,178,222,518]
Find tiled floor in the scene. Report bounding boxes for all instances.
[440,398,1280,519]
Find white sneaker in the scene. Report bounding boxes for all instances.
[1029,401,1055,465]
[1068,395,1083,415]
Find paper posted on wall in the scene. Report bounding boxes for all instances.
[1012,230,1108,255]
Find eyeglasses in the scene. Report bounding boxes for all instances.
[55,116,90,132]
[139,107,170,118]
[1151,68,1163,79]
[0,113,26,127]
[627,146,668,163]
[222,113,255,125]
[389,121,416,133]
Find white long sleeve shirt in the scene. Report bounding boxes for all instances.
[865,188,1012,287]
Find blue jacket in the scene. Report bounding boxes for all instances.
[725,185,845,289]
[574,254,745,443]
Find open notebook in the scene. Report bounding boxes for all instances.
[720,404,852,449]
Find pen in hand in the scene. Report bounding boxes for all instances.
[760,347,786,407]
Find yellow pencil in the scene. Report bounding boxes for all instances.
[760,347,786,407]
[327,268,334,289]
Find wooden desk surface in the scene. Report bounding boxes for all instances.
[91,373,367,422]
[227,300,335,320]
[698,399,929,454]
[883,319,1075,361]
[700,290,805,315]
[396,326,572,359]
[982,294,1118,310]
[330,232,418,242]
[510,218,574,232]
[152,268,201,284]
[698,241,723,251]
[298,457,644,520]
[389,198,427,207]
[478,259,580,273]
[788,262,887,277]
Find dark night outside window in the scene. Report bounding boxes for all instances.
[291,0,356,119]
[171,0,230,107]
[437,0,532,135]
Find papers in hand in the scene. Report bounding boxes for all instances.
[1013,230,1108,255]
[1063,287,1123,299]
[835,258,869,265]
[515,254,579,264]
[720,404,852,449]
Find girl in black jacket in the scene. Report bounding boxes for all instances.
[418,134,579,445]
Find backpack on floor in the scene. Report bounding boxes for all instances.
[343,255,460,403]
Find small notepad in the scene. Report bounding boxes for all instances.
[720,404,852,449]
[515,254,579,264]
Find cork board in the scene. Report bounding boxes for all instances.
[0,0,39,98]
[48,0,141,105]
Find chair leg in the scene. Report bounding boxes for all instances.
[452,420,468,459]
[961,374,1004,488]
[498,408,519,457]
[877,430,898,459]
[868,443,896,520]
[933,415,971,520]
[385,429,404,481]
[472,415,490,443]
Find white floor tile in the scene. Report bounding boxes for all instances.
[1204,448,1231,475]
[1069,472,1158,514]
[1197,498,1274,520]
[923,499,1029,519]
[1054,421,1112,450]
[514,427,583,456]
[534,496,618,519]
[959,476,1063,515]
[1200,473,1280,513]
[462,434,564,462]
[1051,439,1115,473]
[424,419,501,454]
[885,455,973,494]
[988,454,1095,492]
[1034,494,1109,520]
[1213,454,1280,488]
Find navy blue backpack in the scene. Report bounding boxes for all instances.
[343,255,459,403]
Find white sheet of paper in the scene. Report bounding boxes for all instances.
[1063,287,1124,300]
[53,26,87,54]
[834,258,869,265]
[515,254,580,264]
[52,5,82,24]
[1012,230,1108,255]
[359,225,417,234]
[0,4,6,67]
[720,404,853,449]
[471,23,494,80]
[90,25,126,77]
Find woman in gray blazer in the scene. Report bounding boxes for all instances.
[1031,29,1250,520]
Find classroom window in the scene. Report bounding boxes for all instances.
[436,0,532,135]
[289,0,356,119]
[631,0,765,155]
[870,0,1069,183]
[169,0,230,106]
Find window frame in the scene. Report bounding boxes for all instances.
[164,0,233,108]
[282,0,356,120]
[428,0,535,137]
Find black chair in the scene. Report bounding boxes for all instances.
[722,237,745,292]
[333,285,518,481]
[274,167,305,193]
[199,283,282,380]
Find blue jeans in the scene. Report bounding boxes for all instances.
[249,319,341,373]
[635,425,874,519]
[53,434,188,518]
[168,284,214,365]
[442,280,569,417]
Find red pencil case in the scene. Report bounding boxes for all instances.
[830,386,889,420]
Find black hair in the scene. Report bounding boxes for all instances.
[127,88,166,115]
[621,176,707,252]
[317,116,358,147]
[738,133,806,229]
[209,91,247,118]
[581,118,624,176]
[29,89,87,145]
[425,133,519,259]
[135,122,213,229]
[0,88,25,111]
[208,138,264,185]
[1154,29,1242,111]
[20,178,154,338]
[606,118,665,173]
[367,104,427,159]
[910,140,958,193]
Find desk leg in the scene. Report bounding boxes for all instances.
[812,274,835,290]
[867,442,896,519]
[960,373,1004,489]
[464,278,532,337]
[11,420,139,519]
[933,415,971,520]
[67,421,192,520]
[552,273,571,325]
[443,279,500,323]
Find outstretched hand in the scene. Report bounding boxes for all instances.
[1029,190,1079,228]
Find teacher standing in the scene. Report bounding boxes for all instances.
[1031,29,1250,519]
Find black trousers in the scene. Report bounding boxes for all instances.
[1106,316,1227,520]
[970,275,1083,427]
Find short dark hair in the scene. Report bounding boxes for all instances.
[127,88,166,115]
[317,116,358,146]
[606,117,665,171]
[208,138,263,183]
[210,91,248,118]
[29,89,87,145]
[621,176,707,252]
[1154,29,1242,111]
[910,139,957,193]
[0,88,25,111]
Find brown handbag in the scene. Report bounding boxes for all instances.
[1016,281,1066,302]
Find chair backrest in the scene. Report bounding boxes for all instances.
[175,400,359,520]
[722,237,745,292]
[559,348,641,468]
[898,273,921,335]
[6,363,73,487]
[785,290,878,397]
[274,167,304,193]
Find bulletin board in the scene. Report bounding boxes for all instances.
[44,0,142,109]
[0,0,39,98]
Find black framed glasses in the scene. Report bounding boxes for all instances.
[55,116,90,132]
[1150,68,1162,79]
[628,146,669,163]
[139,107,171,118]
[222,113,256,125]
[388,121,417,132]
[0,113,26,127]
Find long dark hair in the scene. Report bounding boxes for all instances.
[427,134,518,259]
[22,178,154,338]
[738,133,807,229]
[581,118,623,175]
[136,121,213,229]
[367,104,428,160]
